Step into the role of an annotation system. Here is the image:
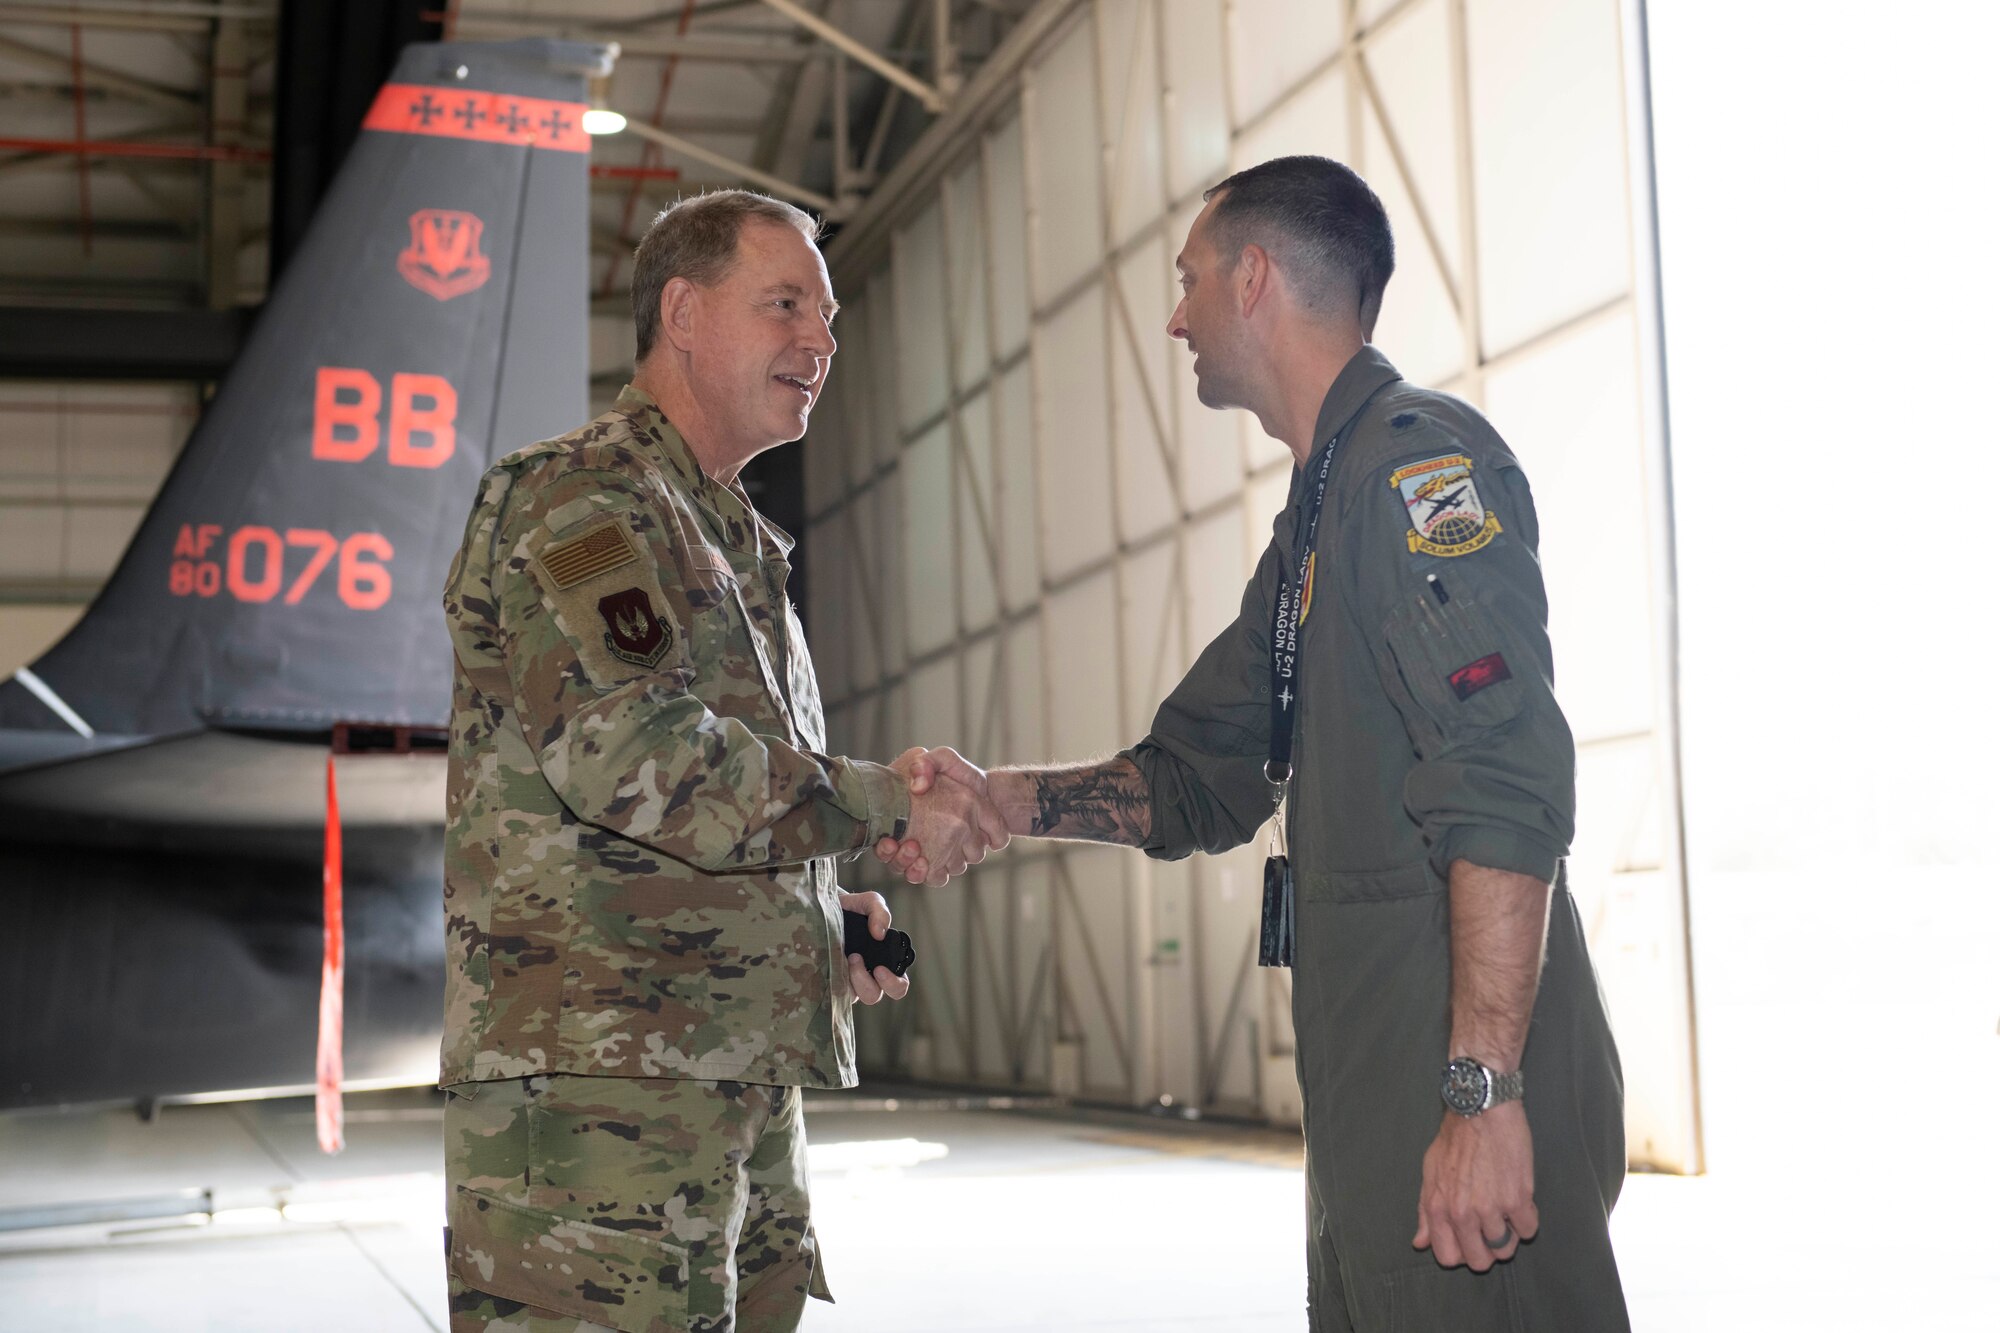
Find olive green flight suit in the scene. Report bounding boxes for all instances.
[1127,347,1629,1330]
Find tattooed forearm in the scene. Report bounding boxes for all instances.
[1008,756,1152,846]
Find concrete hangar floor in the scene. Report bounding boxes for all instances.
[0,1084,1978,1332]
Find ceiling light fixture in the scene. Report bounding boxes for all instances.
[583,74,625,136]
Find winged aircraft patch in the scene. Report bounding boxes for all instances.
[1388,454,1502,558]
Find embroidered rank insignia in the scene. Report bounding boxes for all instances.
[1389,454,1503,558]
[599,587,671,667]
[540,521,638,590]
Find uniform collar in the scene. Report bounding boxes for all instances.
[1309,343,1404,456]
[613,382,791,557]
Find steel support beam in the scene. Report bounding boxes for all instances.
[768,0,846,185]
[831,51,859,208]
[439,19,810,64]
[0,217,189,241]
[205,16,249,309]
[620,117,838,214]
[0,305,252,379]
[931,0,960,97]
[627,109,765,136]
[0,135,270,162]
[756,0,945,111]
[589,174,733,196]
[0,3,270,32]
[0,33,200,114]
[748,0,826,178]
[827,0,1084,277]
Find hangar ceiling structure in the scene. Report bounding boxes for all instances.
[808,0,1699,1173]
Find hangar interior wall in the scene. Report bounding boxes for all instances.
[0,384,196,670]
[805,0,1698,1171]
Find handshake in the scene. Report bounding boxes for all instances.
[873,747,1017,888]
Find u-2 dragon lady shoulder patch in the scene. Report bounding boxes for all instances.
[1388,453,1503,558]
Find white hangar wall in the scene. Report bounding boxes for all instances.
[805,0,1696,1171]
[0,383,197,670]
[1644,0,2000,1200]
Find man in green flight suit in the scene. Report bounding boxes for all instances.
[440,190,1008,1333]
[888,157,1630,1329]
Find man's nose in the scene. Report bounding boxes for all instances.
[1167,297,1189,342]
[804,316,836,358]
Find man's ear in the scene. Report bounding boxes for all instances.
[660,276,699,354]
[1236,242,1275,318]
[1358,284,1383,341]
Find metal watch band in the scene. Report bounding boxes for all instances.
[1487,1067,1524,1108]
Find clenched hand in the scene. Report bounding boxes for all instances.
[837,889,911,1004]
[877,747,1009,887]
[1412,1102,1539,1272]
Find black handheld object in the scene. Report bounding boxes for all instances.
[842,910,916,977]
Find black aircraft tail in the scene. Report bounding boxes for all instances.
[0,38,607,752]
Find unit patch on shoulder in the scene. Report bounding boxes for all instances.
[541,521,638,589]
[598,587,672,667]
[1388,453,1503,558]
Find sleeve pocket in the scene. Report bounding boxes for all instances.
[1379,586,1527,755]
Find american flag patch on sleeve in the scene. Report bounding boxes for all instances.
[539,521,638,589]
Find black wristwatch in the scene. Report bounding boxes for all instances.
[1440,1056,1524,1117]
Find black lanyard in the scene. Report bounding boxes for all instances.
[1267,439,1336,787]
[1258,382,1389,970]
[1266,381,1391,788]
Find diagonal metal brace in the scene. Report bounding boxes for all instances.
[755,0,948,113]
[620,116,840,216]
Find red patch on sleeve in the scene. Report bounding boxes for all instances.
[1448,652,1512,701]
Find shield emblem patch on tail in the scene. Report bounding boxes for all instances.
[397,209,491,301]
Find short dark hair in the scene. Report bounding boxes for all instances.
[1203,156,1395,335]
[631,190,822,359]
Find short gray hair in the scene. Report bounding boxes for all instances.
[631,190,822,359]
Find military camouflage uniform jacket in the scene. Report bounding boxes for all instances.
[441,384,908,1091]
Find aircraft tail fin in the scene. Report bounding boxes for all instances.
[0,38,609,743]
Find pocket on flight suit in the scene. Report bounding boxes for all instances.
[1378,585,1528,756]
[1374,1259,1526,1333]
[448,1185,691,1332]
[1295,861,1437,905]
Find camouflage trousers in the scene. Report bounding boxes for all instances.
[444,1074,830,1333]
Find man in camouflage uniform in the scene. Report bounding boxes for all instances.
[440,190,1007,1333]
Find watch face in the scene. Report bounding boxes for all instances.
[1441,1057,1490,1115]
